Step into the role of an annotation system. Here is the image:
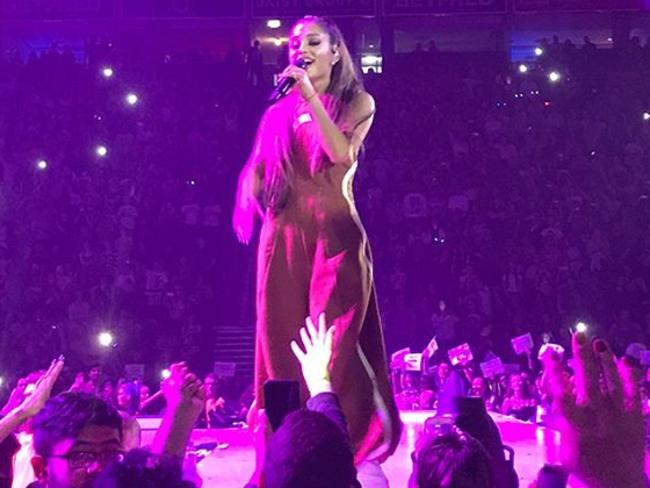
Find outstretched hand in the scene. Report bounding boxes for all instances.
[19,356,65,418]
[544,332,646,488]
[290,313,336,396]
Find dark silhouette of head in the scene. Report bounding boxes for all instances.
[263,409,357,488]
[410,429,494,488]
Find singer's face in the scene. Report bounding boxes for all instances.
[289,21,337,81]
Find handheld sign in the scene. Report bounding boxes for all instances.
[404,353,423,371]
[448,343,473,366]
[511,333,534,355]
[480,357,505,378]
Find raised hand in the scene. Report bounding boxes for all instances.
[20,356,65,418]
[544,333,646,488]
[162,362,205,418]
[290,313,335,396]
[154,362,205,458]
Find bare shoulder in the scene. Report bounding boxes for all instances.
[349,90,375,116]
[341,91,375,132]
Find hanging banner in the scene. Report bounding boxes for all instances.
[514,0,645,12]
[0,0,112,18]
[124,0,245,18]
[252,0,375,18]
[383,0,507,16]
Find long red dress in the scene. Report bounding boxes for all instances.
[253,93,401,460]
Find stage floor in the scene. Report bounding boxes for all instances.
[140,411,595,487]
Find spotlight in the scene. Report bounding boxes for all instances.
[273,37,283,47]
[0,377,4,388]
[518,64,528,74]
[36,160,48,170]
[266,19,281,29]
[101,67,114,78]
[161,369,171,380]
[96,145,108,157]
[98,331,114,348]
[575,322,588,334]
[534,47,544,56]
[643,112,650,121]
[548,71,561,83]
[125,93,139,106]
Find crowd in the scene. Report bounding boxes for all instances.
[354,37,650,425]
[360,44,650,360]
[0,321,645,488]
[0,29,650,487]
[0,41,261,383]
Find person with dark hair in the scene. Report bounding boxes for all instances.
[199,373,242,429]
[87,366,102,395]
[260,314,360,488]
[264,409,357,488]
[114,383,141,452]
[409,429,494,488]
[198,374,227,428]
[453,397,518,488]
[245,39,263,87]
[115,384,139,418]
[468,377,496,411]
[233,14,400,466]
[68,373,93,395]
[29,392,124,488]
[500,374,537,422]
[99,382,115,408]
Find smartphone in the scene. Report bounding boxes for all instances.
[264,379,300,431]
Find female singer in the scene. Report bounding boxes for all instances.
[233,15,401,465]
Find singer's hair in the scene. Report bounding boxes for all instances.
[305,15,364,105]
[254,16,365,213]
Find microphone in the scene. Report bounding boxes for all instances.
[268,59,308,104]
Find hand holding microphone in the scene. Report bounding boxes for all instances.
[269,59,316,103]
